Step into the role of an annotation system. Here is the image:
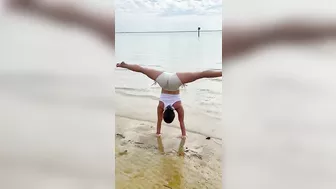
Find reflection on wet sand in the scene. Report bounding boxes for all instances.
[115,116,222,188]
[156,136,186,188]
[156,136,165,154]
[177,137,186,157]
[156,136,186,156]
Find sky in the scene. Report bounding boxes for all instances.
[115,0,222,32]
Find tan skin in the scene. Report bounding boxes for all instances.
[116,62,221,137]
[157,100,186,137]
[156,80,186,137]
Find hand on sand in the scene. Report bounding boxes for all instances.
[116,62,126,68]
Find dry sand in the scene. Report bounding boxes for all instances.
[115,116,222,189]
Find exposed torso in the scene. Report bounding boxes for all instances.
[161,88,180,94]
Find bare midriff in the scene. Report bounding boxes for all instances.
[161,89,180,94]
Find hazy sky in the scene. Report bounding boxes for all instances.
[115,0,222,32]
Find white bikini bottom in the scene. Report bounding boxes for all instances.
[160,93,181,109]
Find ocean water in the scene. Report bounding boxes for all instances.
[115,31,222,139]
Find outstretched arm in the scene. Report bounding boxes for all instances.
[7,0,114,48]
[223,18,336,60]
[156,103,164,136]
[175,105,186,138]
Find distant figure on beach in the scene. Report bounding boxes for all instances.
[116,62,222,138]
[198,27,201,37]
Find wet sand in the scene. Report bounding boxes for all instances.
[115,116,222,189]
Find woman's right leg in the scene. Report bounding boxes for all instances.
[117,62,163,81]
[176,70,222,84]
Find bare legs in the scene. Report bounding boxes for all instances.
[116,62,163,81]
[116,62,222,85]
[176,70,222,84]
[116,62,219,138]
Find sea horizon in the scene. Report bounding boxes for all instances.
[115,29,222,34]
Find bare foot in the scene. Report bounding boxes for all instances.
[116,61,126,68]
[156,133,161,137]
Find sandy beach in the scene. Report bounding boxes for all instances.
[114,30,222,189]
[115,116,222,189]
[115,91,222,189]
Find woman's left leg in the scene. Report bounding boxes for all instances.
[176,70,222,84]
